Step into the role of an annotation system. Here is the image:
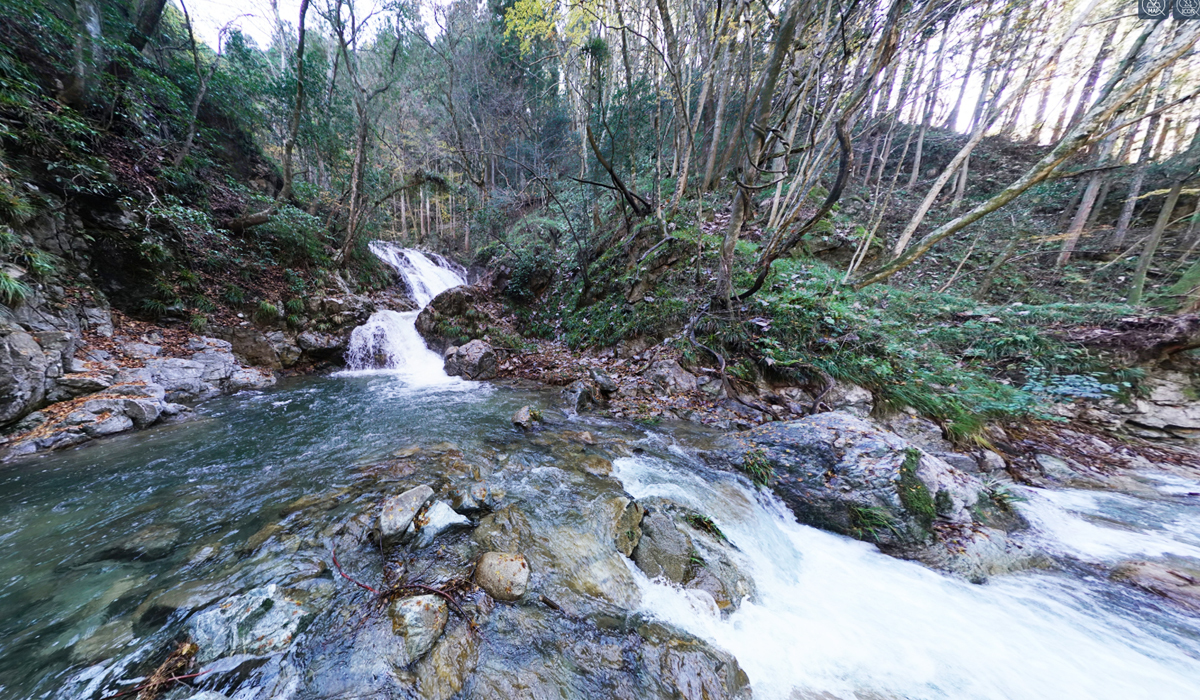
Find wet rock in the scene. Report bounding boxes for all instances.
[633,510,692,584]
[447,482,499,514]
[98,524,181,562]
[414,619,478,700]
[579,454,613,476]
[133,581,233,631]
[645,360,697,396]
[186,584,310,663]
[562,380,595,413]
[389,595,449,661]
[475,552,530,601]
[473,505,533,554]
[1112,560,1200,611]
[640,623,752,700]
[380,485,435,542]
[732,412,1022,574]
[415,286,481,353]
[511,405,535,430]
[413,501,472,548]
[113,337,275,402]
[612,498,645,557]
[443,339,498,381]
[186,692,231,700]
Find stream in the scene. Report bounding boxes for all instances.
[1,249,1199,699]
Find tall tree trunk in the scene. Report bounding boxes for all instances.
[715,0,806,304]
[909,22,951,189]
[1056,132,1118,266]
[1067,20,1120,131]
[279,0,310,204]
[61,0,103,108]
[944,4,990,130]
[1129,180,1184,304]
[1111,33,1178,250]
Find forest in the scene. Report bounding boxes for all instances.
[2,1,1200,699]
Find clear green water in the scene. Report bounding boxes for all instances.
[0,374,531,697]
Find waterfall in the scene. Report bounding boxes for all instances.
[342,243,467,381]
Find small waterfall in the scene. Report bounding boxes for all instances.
[342,244,467,380]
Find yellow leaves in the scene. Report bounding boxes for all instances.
[503,0,606,56]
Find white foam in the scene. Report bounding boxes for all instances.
[613,456,1200,700]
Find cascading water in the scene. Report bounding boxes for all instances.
[614,448,1200,700]
[341,242,467,382]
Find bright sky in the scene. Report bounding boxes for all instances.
[183,0,433,49]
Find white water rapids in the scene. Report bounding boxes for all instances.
[339,242,1200,699]
[615,448,1200,700]
[341,242,468,385]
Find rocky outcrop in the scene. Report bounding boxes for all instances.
[114,337,275,402]
[443,340,498,381]
[630,498,755,612]
[415,286,488,353]
[0,323,78,426]
[729,411,1036,579]
[1,383,189,459]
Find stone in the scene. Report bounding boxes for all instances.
[413,501,472,548]
[612,498,645,557]
[414,620,479,700]
[414,286,481,353]
[186,584,310,662]
[511,405,535,430]
[389,595,449,661]
[475,552,530,601]
[561,380,595,413]
[632,510,692,583]
[442,339,497,381]
[98,524,181,561]
[380,485,435,542]
[823,381,874,417]
[579,454,613,476]
[0,326,50,426]
[121,342,161,359]
[645,360,697,396]
[1112,561,1200,611]
[730,412,1018,574]
[589,368,618,394]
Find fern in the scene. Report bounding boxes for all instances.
[0,270,29,306]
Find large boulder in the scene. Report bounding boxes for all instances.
[414,286,488,353]
[443,340,497,381]
[0,324,77,427]
[379,485,436,542]
[730,412,1034,578]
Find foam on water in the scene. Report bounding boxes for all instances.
[613,454,1200,700]
[340,243,468,385]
